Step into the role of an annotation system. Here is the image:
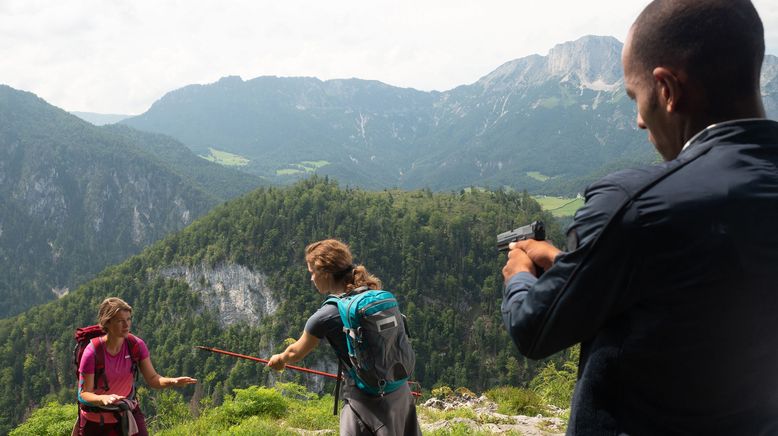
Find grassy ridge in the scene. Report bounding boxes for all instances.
[13,355,578,436]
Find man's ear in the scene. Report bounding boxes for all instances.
[653,67,684,113]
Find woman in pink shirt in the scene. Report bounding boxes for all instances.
[77,297,196,436]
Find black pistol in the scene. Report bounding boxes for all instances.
[496,221,545,252]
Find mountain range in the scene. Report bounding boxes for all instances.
[0,85,263,317]
[122,35,778,194]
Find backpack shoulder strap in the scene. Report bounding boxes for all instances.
[90,337,109,391]
[125,334,143,385]
[90,337,104,370]
[332,359,344,416]
[125,334,142,362]
[322,295,342,307]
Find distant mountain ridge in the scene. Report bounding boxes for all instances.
[124,75,436,188]
[70,111,131,126]
[122,35,778,194]
[0,85,262,317]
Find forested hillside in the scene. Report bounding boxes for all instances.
[0,85,262,318]
[0,177,564,433]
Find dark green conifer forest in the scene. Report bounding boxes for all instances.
[0,177,564,433]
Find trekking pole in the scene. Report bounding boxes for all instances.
[196,345,422,397]
[196,346,339,379]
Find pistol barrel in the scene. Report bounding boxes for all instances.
[496,221,545,251]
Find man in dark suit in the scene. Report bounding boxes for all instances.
[501,0,778,434]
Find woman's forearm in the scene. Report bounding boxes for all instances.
[79,389,124,406]
[147,374,166,389]
[78,390,102,404]
[147,374,197,389]
[280,343,307,364]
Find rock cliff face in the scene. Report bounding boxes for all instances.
[159,263,279,327]
[158,262,338,393]
[0,85,237,318]
[546,35,622,90]
[478,35,623,92]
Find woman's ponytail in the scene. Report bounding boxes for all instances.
[347,265,382,292]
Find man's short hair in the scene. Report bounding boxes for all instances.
[630,0,764,103]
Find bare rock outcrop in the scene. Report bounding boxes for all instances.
[160,263,278,327]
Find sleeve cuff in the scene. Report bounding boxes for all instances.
[504,271,537,296]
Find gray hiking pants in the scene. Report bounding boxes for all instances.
[339,383,421,436]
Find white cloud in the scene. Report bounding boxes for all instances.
[0,0,775,114]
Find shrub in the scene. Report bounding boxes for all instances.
[227,416,297,435]
[274,381,317,401]
[279,382,338,431]
[157,382,338,435]
[431,385,455,399]
[148,389,192,432]
[10,402,77,436]
[217,386,289,425]
[484,386,548,416]
[284,393,339,431]
[529,345,579,408]
[455,387,477,399]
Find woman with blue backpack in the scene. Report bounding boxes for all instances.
[267,239,421,436]
[76,297,197,436]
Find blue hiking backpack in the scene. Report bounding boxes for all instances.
[324,287,416,396]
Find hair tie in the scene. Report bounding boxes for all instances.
[333,264,356,279]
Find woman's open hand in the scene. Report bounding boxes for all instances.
[168,376,197,387]
[98,393,125,406]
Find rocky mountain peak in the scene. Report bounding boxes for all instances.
[217,75,244,85]
[476,35,624,92]
[546,35,623,90]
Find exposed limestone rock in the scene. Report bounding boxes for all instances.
[174,196,191,224]
[420,394,566,435]
[131,205,149,245]
[51,287,69,298]
[19,167,68,229]
[48,240,63,264]
[159,263,279,327]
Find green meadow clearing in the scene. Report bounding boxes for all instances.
[535,196,584,217]
[199,147,250,166]
[526,171,551,182]
[276,160,330,176]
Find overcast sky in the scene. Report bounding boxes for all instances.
[1,0,776,115]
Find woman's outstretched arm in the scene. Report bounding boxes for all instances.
[139,357,197,389]
[267,331,320,370]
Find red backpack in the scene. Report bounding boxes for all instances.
[73,325,142,394]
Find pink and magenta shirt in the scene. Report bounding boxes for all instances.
[78,335,149,423]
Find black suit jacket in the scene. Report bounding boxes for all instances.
[502,119,778,435]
